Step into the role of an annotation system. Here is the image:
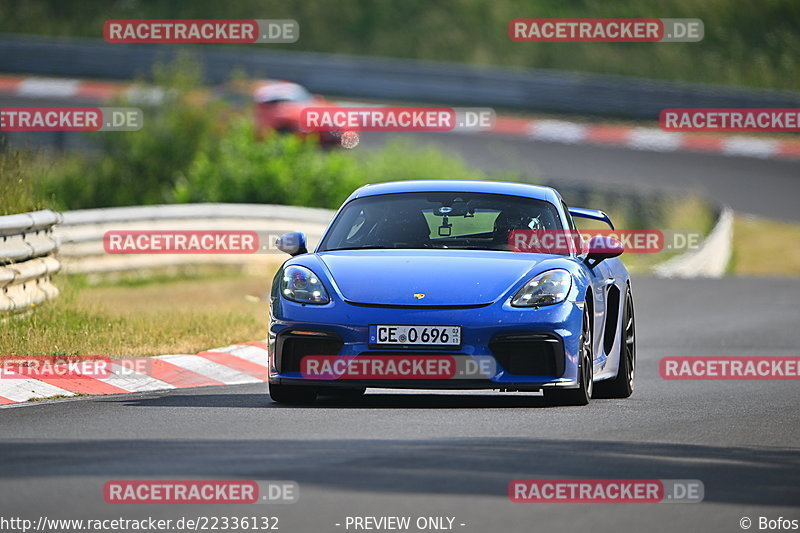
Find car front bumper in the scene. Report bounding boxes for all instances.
[268,297,584,391]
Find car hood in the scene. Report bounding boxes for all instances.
[317,249,545,306]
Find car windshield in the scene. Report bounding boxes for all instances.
[319,192,563,252]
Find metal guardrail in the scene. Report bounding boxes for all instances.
[55,203,334,274]
[0,209,62,313]
[1,34,799,118]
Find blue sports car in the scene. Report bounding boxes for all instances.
[268,180,635,406]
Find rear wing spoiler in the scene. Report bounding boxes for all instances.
[568,207,615,230]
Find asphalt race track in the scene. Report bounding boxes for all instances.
[1,276,798,532]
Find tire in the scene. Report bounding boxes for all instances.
[545,304,593,406]
[596,288,636,398]
[269,383,317,404]
[595,287,636,399]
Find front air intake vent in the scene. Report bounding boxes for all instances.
[276,332,343,373]
[489,333,564,377]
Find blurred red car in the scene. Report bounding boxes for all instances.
[252,80,354,147]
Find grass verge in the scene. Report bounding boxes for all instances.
[730,215,800,276]
[0,264,280,356]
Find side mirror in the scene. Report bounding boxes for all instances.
[275,232,308,256]
[585,235,623,268]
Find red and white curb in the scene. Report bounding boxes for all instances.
[333,99,800,160]
[489,117,800,160]
[0,74,165,105]
[0,342,269,406]
[2,74,799,160]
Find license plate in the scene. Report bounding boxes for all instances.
[370,325,461,346]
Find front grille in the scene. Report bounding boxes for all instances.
[489,333,564,377]
[277,333,343,373]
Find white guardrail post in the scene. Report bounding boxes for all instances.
[654,207,734,278]
[0,209,62,313]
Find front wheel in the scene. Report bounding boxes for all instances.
[595,287,636,399]
[545,304,593,406]
[269,383,317,404]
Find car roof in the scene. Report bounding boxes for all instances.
[252,80,309,102]
[347,180,561,204]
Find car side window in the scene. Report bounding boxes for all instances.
[562,201,577,230]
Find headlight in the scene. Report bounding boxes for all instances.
[280,266,330,304]
[511,269,572,307]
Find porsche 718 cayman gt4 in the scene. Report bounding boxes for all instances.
[268,180,635,406]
